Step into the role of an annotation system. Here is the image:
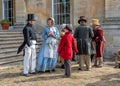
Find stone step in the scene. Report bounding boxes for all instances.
[0,48,18,54]
[0,53,39,66]
[0,30,22,33]
[0,44,21,49]
[0,49,40,59]
[0,32,22,35]
[0,37,23,41]
[0,40,22,45]
[0,53,23,59]
[0,41,42,49]
[0,46,40,54]
[0,36,41,41]
[0,30,42,67]
[0,61,23,69]
[0,56,23,65]
[3,40,41,45]
[0,34,23,38]
[0,49,39,65]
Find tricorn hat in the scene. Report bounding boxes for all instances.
[27,14,36,21]
[78,16,87,24]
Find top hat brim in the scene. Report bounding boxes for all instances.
[26,19,36,21]
[78,19,87,24]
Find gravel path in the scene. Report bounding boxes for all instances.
[0,61,120,86]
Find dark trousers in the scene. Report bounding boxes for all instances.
[72,52,76,61]
[64,60,71,77]
[91,54,95,62]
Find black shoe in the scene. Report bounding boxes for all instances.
[52,69,55,72]
[78,68,83,71]
[46,70,52,73]
[61,64,65,69]
[64,74,71,78]
[92,65,98,67]
[37,71,45,73]
[23,74,29,77]
[72,58,76,61]
[66,75,71,78]
[30,72,37,74]
[48,70,52,73]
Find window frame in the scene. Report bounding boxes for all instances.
[52,0,70,25]
[2,0,14,25]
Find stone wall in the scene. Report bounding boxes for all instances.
[102,0,120,58]
[105,0,120,18]
[14,0,52,30]
[15,0,26,24]
[73,0,105,27]
[0,0,2,20]
[0,0,2,30]
[103,28,120,58]
[0,0,105,28]
[24,0,51,26]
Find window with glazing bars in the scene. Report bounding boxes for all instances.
[53,0,70,25]
[3,0,13,25]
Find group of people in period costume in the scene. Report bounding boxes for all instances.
[74,16,105,71]
[17,13,105,77]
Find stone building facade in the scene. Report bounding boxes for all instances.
[0,0,120,58]
[0,0,105,27]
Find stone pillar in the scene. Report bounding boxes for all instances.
[0,0,2,20]
[105,0,120,18]
[15,0,26,24]
[103,0,120,58]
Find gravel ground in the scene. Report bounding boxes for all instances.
[0,61,120,86]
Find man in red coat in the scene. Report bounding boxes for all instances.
[58,25,78,77]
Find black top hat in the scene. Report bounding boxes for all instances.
[64,24,72,32]
[27,14,36,21]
